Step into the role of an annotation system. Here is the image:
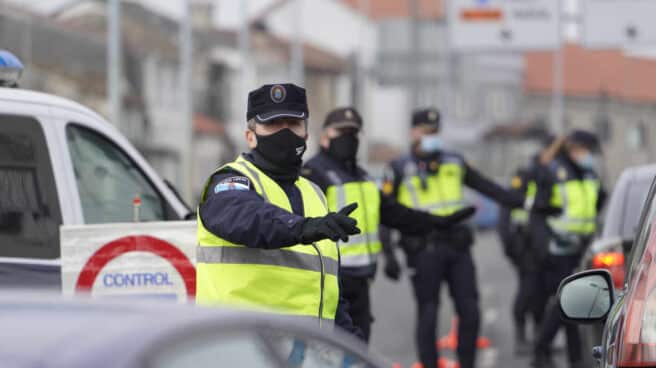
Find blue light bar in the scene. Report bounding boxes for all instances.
[0,49,24,87]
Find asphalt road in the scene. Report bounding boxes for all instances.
[368,231,570,368]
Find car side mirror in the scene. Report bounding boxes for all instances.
[558,269,615,324]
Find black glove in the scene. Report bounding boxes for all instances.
[431,206,477,228]
[384,253,401,281]
[298,203,361,244]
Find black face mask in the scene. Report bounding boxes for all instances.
[255,128,307,170]
[327,133,359,162]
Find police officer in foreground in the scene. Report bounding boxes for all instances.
[530,131,606,368]
[302,107,476,342]
[196,84,362,334]
[380,108,525,368]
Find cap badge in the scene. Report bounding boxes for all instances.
[345,109,353,119]
[428,111,438,121]
[270,85,287,103]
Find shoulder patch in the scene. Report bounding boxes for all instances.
[557,167,568,181]
[214,176,251,193]
[511,176,523,189]
[382,180,394,195]
[301,167,313,177]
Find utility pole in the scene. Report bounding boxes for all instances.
[239,0,251,89]
[108,0,121,129]
[290,0,304,86]
[550,0,564,134]
[179,0,193,203]
[410,0,421,109]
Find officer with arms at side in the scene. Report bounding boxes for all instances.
[380,108,526,368]
[196,84,362,335]
[303,107,477,342]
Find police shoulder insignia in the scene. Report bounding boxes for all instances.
[214,176,250,193]
[511,176,522,189]
[382,181,394,195]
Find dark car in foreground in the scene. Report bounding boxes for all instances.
[0,294,387,368]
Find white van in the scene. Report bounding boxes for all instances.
[0,87,193,289]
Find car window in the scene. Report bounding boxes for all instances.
[626,179,656,283]
[620,178,653,239]
[149,331,278,368]
[66,124,169,224]
[0,114,61,259]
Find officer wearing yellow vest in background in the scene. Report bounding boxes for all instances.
[531,130,606,368]
[497,165,542,355]
[303,107,477,342]
[196,84,362,334]
[380,108,525,368]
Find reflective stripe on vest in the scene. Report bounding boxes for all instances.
[397,161,467,215]
[325,171,381,268]
[196,155,339,325]
[511,181,536,226]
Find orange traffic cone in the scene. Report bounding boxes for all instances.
[410,358,460,368]
[438,357,460,368]
[436,317,492,351]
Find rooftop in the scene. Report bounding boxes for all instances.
[524,43,656,103]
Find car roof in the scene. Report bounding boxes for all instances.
[600,163,656,241]
[0,87,106,123]
[0,295,236,368]
[0,293,383,368]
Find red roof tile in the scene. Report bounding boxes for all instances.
[524,43,656,102]
[340,0,444,20]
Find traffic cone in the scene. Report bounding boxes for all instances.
[410,358,460,368]
[436,317,492,351]
[438,357,460,368]
[436,318,459,350]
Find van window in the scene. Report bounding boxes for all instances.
[66,124,168,224]
[0,115,61,259]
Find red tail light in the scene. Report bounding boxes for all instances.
[592,252,625,289]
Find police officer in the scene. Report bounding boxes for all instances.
[497,165,542,355]
[380,108,525,368]
[196,84,362,334]
[530,130,606,368]
[303,107,476,342]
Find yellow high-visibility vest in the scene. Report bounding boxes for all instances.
[324,170,381,269]
[511,181,537,226]
[397,158,467,215]
[196,155,340,326]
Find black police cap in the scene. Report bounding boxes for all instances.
[247,83,309,123]
[568,129,601,152]
[323,107,362,130]
[411,108,441,128]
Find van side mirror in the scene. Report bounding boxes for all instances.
[558,269,615,324]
